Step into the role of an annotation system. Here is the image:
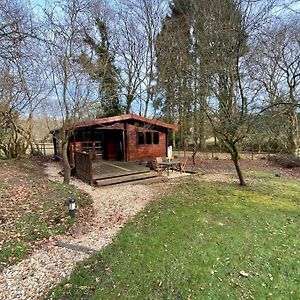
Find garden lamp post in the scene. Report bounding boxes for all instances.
[68,197,76,218]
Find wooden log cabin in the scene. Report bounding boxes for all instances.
[51,114,177,165]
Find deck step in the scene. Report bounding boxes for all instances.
[93,170,150,181]
[95,171,158,186]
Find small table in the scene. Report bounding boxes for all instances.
[159,160,181,176]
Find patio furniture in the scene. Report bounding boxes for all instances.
[179,157,188,173]
[151,157,166,175]
[159,159,181,176]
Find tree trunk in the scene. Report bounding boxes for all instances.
[287,109,299,155]
[26,111,36,155]
[172,131,176,149]
[192,141,198,165]
[125,94,134,114]
[183,139,187,158]
[199,96,207,151]
[62,141,71,184]
[230,144,246,186]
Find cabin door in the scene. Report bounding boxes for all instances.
[105,130,123,160]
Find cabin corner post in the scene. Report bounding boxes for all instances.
[89,150,93,185]
[125,122,130,161]
[122,128,126,161]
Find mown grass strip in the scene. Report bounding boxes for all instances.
[47,173,300,299]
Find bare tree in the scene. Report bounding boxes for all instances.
[114,5,147,113]
[114,0,168,116]
[0,0,35,61]
[44,0,93,184]
[259,16,300,154]
[0,0,46,158]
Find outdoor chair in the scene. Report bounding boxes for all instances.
[179,157,188,173]
[155,157,164,165]
[151,157,166,175]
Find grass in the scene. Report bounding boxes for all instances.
[0,158,93,267]
[47,171,300,300]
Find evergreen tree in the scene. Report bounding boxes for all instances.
[79,17,123,117]
[156,0,194,149]
[157,0,249,185]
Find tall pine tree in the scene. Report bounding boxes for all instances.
[157,0,250,185]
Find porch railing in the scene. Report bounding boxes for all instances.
[75,151,93,185]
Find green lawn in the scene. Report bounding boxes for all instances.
[47,171,300,299]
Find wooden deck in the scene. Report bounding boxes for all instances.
[92,161,159,186]
[93,161,149,179]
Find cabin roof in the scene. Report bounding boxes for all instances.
[51,114,178,133]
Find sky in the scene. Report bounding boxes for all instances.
[28,0,300,20]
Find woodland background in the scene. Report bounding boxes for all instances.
[1,0,300,185]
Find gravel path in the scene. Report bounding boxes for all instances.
[0,161,183,300]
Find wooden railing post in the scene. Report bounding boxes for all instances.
[74,151,94,185]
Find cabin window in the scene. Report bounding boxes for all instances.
[137,131,159,145]
[81,142,93,152]
[153,132,159,144]
[146,132,152,144]
[138,132,145,144]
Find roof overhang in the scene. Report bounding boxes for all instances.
[50,114,178,134]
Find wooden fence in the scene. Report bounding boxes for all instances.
[75,151,93,185]
[26,143,55,156]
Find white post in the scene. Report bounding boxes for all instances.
[167,145,173,161]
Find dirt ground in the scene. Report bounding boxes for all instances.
[188,155,300,182]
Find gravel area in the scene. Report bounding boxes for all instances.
[0,161,189,299]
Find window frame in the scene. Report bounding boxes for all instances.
[136,130,160,146]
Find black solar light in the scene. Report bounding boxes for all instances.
[68,197,76,218]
